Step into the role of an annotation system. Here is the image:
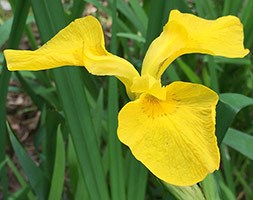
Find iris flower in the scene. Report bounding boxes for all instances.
[4,10,249,186]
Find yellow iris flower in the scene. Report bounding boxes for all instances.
[4,10,249,186]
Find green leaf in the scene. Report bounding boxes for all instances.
[201,173,221,200]
[220,93,253,113]
[176,58,202,84]
[126,152,148,200]
[223,0,243,15]
[216,93,253,143]
[207,56,219,92]
[128,0,148,30]
[8,123,49,200]
[8,186,32,200]
[30,1,110,199]
[218,180,236,200]
[7,157,35,200]
[0,17,13,47]
[48,126,66,200]
[108,78,126,200]
[194,0,218,19]
[108,2,126,199]
[144,0,167,51]
[144,0,191,52]
[68,0,86,21]
[223,128,253,160]
[0,155,7,168]
[241,0,253,48]
[117,32,146,43]
[0,15,34,48]
[0,0,31,198]
[75,175,90,199]
[113,0,146,35]
[67,135,90,199]
[219,145,236,195]
[15,72,45,110]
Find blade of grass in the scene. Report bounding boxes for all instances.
[207,56,219,92]
[129,0,148,30]
[220,144,236,195]
[214,57,251,65]
[48,126,65,200]
[7,123,49,199]
[0,17,13,47]
[68,0,86,21]
[75,175,90,199]
[24,23,38,50]
[215,171,236,200]
[241,0,253,48]
[8,186,31,200]
[108,77,126,200]
[108,0,126,199]
[163,0,191,13]
[112,0,146,35]
[0,158,7,171]
[7,157,35,200]
[219,181,236,200]
[126,152,148,200]
[223,128,253,160]
[67,135,90,199]
[0,0,30,198]
[30,1,110,199]
[202,66,211,87]
[144,0,190,52]
[83,0,131,34]
[164,64,180,82]
[84,88,104,143]
[55,68,110,199]
[117,32,146,43]
[194,0,217,19]
[144,0,166,51]
[222,0,244,15]
[15,72,45,110]
[201,173,221,200]
[176,58,202,84]
[234,168,252,198]
[41,109,63,178]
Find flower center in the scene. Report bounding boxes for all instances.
[130,75,166,100]
[141,94,177,119]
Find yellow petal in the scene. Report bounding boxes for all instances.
[130,74,166,100]
[118,81,220,186]
[142,10,249,79]
[4,16,139,89]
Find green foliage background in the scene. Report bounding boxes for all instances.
[0,0,253,199]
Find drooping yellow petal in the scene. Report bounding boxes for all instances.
[142,10,249,79]
[4,16,139,89]
[118,81,220,186]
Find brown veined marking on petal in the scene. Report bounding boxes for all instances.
[140,94,178,119]
[155,58,168,78]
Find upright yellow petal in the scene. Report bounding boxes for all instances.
[142,10,249,79]
[4,16,139,89]
[130,74,166,100]
[118,81,220,186]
